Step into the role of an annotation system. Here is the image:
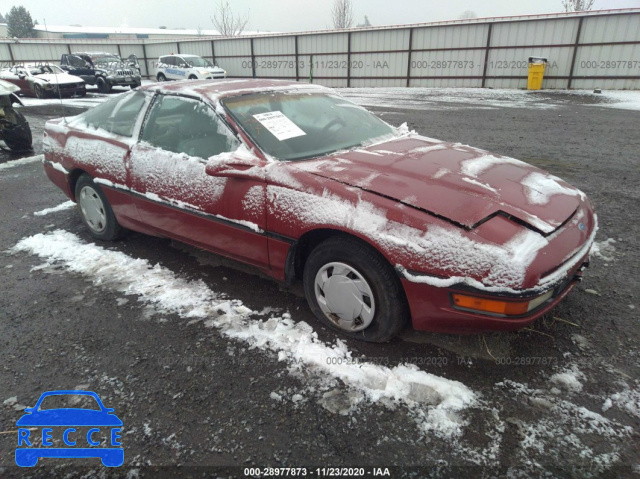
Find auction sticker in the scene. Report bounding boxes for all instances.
[253,111,306,141]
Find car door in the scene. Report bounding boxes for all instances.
[128,94,269,268]
[62,90,150,224]
[66,55,94,79]
[173,56,189,80]
[165,56,181,80]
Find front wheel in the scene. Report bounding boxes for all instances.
[157,73,166,82]
[96,77,111,93]
[75,174,124,241]
[34,84,45,99]
[303,236,409,342]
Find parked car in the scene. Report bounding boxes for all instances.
[42,79,596,342]
[0,79,32,151]
[0,64,85,99]
[156,54,226,81]
[60,52,141,93]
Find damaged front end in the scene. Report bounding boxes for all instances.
[0,84,33,151]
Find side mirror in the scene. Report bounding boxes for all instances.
[18,74,26,79]
[205,153,264,179]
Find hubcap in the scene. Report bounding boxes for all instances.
[314,262,375,332]
[78,186,107,233]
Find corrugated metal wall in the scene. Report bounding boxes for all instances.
[1,9,638,89]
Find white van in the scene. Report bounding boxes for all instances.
[156,54,226,81]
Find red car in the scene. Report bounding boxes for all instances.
[42,79,596,342]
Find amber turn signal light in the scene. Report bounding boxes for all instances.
[451,293,530,316]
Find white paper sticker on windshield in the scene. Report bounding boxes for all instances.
[253,111,306,141]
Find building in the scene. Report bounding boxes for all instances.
[32,25,269,40]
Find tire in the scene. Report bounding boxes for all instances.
[96,77,111,93]
[75,174,124,241]
[303,235,409,342]
[34,84,45,99]
[188,75,197,80]
[157,73,166,82]
[130,80,141,90]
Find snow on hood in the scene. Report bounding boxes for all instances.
[36,73,84,85]
[293,134,585,235]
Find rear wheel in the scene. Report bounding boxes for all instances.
[303,236,409,342]
[75,174,124,241]
[188,75,197,80]
[157,73,166,82]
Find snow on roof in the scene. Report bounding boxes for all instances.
[144,79,329,104]
[33,24,269,37]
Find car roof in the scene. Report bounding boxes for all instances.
[140,79,330,103]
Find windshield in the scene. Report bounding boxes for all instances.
[185,56,211,68]
[94,56,122,66]
[30,65,66,75]
[222,92,395,161]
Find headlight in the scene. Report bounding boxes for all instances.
[198,70,209,75]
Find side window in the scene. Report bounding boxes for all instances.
[140,95,239,159]
[175,57,185,68]
[72,91,147,137]
[69,55,86,68]
[164,57,175,67]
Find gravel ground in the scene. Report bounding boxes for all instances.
[0,89,638,478]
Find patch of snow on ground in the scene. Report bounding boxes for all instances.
[11,229,476,438]
[596,90,640,111]
[496,380,632,476]
[590,238,616,262]
[33,200,75,216]
[0,154,43,171]
[339,87,561,111]
[603,384,640,419]
[549,366,585,393]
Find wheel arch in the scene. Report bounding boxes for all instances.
[285,228,408,302]
[68,168,90,201]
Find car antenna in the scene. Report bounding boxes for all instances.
[43,18,67,122]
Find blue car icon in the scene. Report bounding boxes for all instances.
[15,390,123,467]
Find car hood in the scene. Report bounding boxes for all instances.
[290,135,584,235]
[36,74,84,85]
[16,409,123,426]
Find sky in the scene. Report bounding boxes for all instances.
[3,0,640,32]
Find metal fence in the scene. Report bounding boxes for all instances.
[1,8,639,90]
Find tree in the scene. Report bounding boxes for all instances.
[331,0,354,29]
[459,11,478,19]
[210,1,249,37]
[6,6,35,38]
[562,0,595,12]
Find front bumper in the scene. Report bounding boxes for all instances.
[401,255,589,333]
[106,76,141,87]
[44,83,86,97]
